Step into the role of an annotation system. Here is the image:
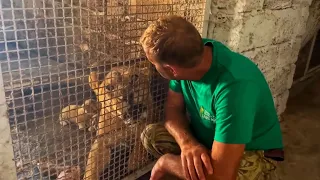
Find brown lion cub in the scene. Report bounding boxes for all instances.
[83,61,158,180]
[59,99,100,131]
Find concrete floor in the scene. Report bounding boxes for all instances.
[277,76,320,180]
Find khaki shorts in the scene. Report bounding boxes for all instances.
[140,123,278,180]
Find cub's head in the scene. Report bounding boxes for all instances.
[82,99,100,115]
[89,62,153,125]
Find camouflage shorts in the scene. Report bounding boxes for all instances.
[140,123,278,180]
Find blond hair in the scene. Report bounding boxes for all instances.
[140,15,204,68]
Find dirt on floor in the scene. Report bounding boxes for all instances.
[277,75,320,180]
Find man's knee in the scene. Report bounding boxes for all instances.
[140,123,165,147]
[140,123,180,158]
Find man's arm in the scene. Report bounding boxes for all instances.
[208,142,245,180]
[154,143,245,180]
[164,89,195,147]
[164,89,213,180]
[152,143,245,180]
[207,81,260,180]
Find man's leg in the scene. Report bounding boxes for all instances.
[151,153,185,180]
[141,123,183,179]
[140,123,181,158]
[140,123,278,180]
[237,151,278,180]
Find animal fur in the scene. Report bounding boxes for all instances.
[83,61,158,180]
[57,166,80,180]
[59,99,100,131]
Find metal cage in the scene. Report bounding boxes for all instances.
[0,0,206,179]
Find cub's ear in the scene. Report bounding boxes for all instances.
[89,72,99,96]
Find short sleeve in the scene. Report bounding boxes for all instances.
[169,80,182,93]
[214,81,260,144]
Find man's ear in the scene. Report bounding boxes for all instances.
[163,64,178,77]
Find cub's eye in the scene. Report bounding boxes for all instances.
[105,84,114,91]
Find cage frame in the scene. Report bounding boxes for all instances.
[0,0,211,179]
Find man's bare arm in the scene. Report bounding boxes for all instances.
[151,141,244,180]
[164,89,213,180]
[207,142,245,180]
[164,89,196,146]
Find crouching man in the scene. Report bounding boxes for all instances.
[139,15,284,180]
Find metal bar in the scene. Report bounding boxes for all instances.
[307,64,320,75]
[122,161,156,180]
[303,32,317,76]
[0,0,206,179]
[293,66,320,86]
[201,0,211,38]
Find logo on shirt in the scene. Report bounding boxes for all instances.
[199,106,216,122]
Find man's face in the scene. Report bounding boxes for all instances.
[145,51,176,80]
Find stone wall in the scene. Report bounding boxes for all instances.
[0,71,16,180]
[206,0,316,115]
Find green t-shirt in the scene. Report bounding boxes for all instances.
[169,38,283,151]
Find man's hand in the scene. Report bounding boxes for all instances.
[164,90,213,180]
[181,141,213,180]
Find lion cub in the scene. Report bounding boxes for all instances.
[59,99,100,131]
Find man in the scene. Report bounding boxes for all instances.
[139,15,284,180]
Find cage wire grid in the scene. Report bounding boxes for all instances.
[0,0,205,179]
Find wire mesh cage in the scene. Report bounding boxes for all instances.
[0,0,205,179]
